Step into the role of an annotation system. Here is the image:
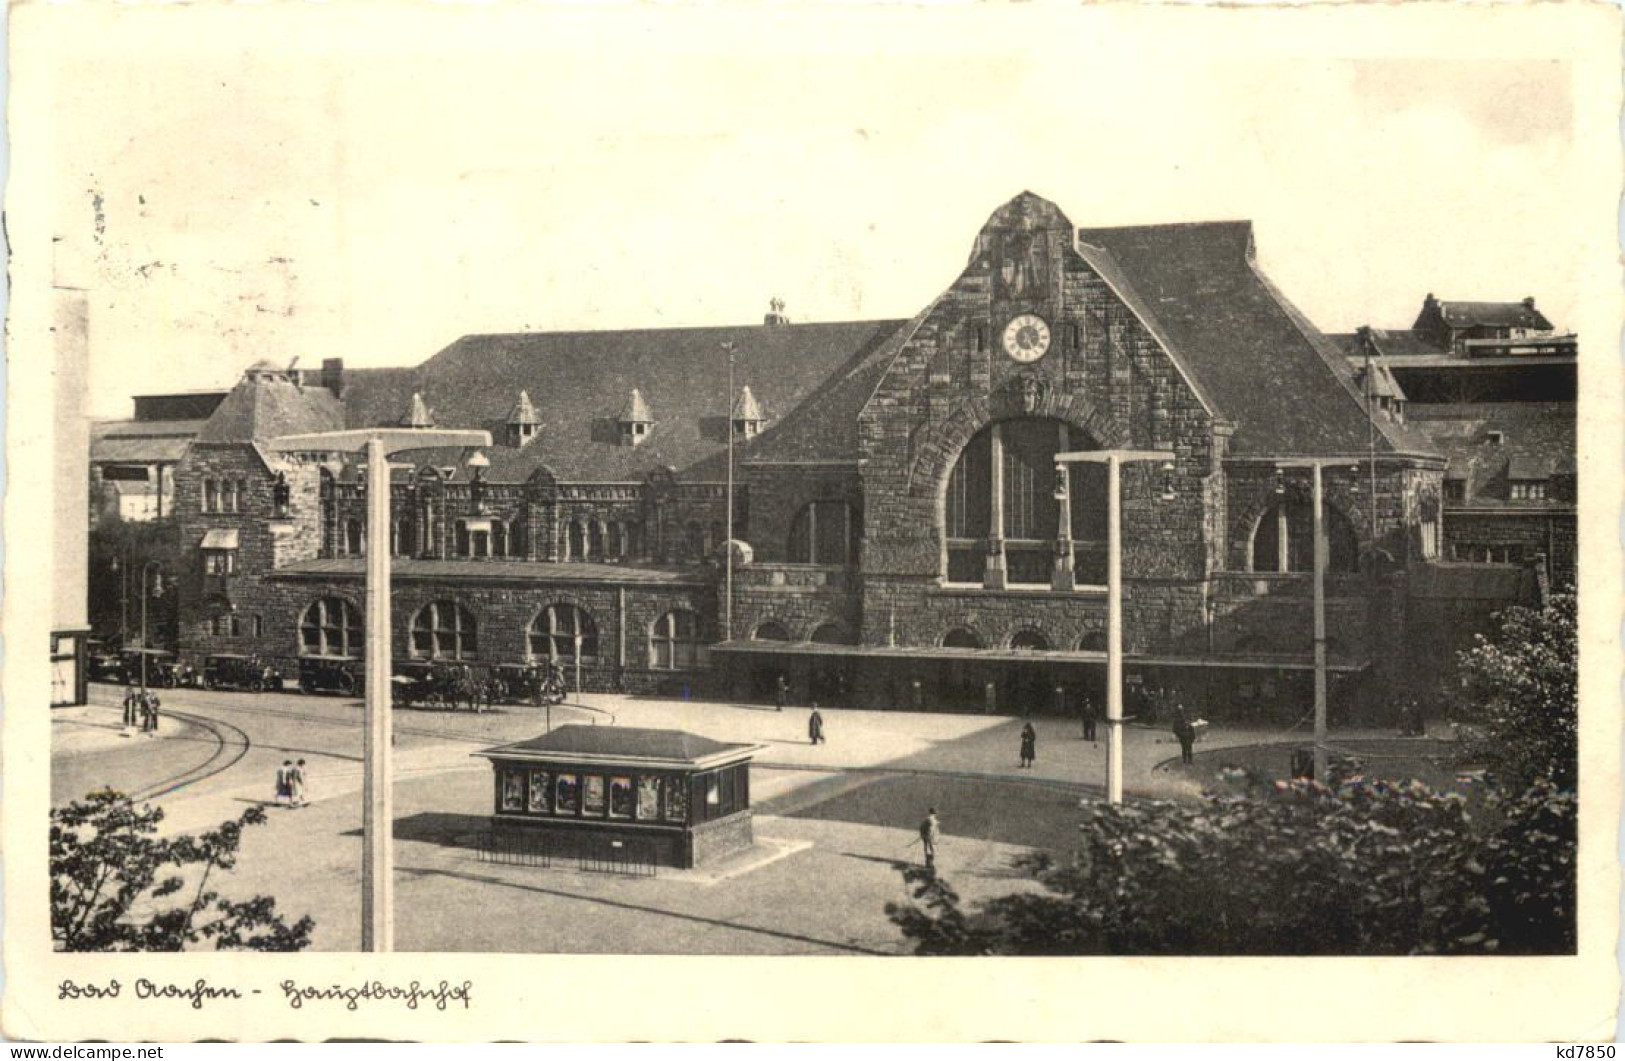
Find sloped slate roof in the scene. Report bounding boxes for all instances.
[91,436,192,463]
[1075,223,1433,458]
[1406,402,1575,505]
[195,374,346,444]
[483,724,755,764]
[1329,329,1447,358]
[339,320,907,481]
[1433,300,1553,331]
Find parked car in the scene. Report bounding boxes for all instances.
[298,656,364,696]
[119,648,181,687]
[203,653,283,692]
[87,640,125,684]
[491,661,569,706]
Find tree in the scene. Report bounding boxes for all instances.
[52,790,314,951]
[1454,590,1577,791]
[887,777,1575,956]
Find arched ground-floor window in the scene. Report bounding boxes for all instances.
[300,597,362,657]
[529,603,598,663]
[1249,499,1359,573]
[650,609,707,670]
[411,600,478,659]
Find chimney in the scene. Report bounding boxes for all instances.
[763,297,790,328]
[321,357,345,398]
[1522,296,1537,309]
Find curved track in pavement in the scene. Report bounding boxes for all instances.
[125,709,254,802]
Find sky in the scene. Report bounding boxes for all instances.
[31,4,1602,419]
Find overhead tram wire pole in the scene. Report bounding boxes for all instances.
[722,340,737,644]
[269,426,490,953]
[1054,447,1175,805]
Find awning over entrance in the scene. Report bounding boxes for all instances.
[710,640,1369,673]
[200,528,241,549]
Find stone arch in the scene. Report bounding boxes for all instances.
[941,627,983,649]
[1006,627,1052,651]
[806,619,856,645]
[909,384,1127,504]
[1076,629,1107,652]
[752,619,793,641]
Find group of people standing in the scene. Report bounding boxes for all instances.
[274,759,310,808]
[121,688,161,736]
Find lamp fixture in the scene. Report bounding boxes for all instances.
[1159,462,1177,502]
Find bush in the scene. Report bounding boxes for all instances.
[52,790,314,951]
[887,777,1574,956]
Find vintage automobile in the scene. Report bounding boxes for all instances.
[87,640,126,684]
[202,653,284,693]
[118,647,182,688]
[391,660,488,711]
[489,662,569,707]
[298,656,364,696]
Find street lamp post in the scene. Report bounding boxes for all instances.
[270,427,489,953]
[138,561,164,695]
[1273,459,1361,782]
[1055,447,1175,805]
[721,340,737,644]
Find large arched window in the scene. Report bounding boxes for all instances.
[528,604,598,663]
[787,501,862,565]
[650,610,707,670]
[300,598,362,658]
[944,418,1107,585]
[343,518,365,557]
[1250,499,1359,574]
[411,600,478,659]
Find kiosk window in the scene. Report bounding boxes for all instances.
[583,775,606,817]
[609,777,635,819]
[637,777,662,820]
[555,774,580,815]
[527,770,552,814]
[665,779,689,823]
[501,771,524,812]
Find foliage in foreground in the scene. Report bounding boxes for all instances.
[886,778,1575,956]
[52,790,314,951]
[1454,589,1578,792]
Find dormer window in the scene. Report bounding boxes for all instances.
[1506,456,1550,501]
[506,390,541,448]
[731,385,765,439]
[618,389,654,447]
[1486,430,1505,446]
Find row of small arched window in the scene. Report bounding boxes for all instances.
[297,598,707,670]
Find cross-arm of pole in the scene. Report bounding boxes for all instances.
[1055,449,1175,465]
[266,428,493,456]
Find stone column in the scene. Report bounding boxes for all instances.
[984,422,1007,589]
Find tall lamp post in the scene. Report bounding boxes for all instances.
[270,427,489,953]
[1054,448,1175,805]
[1272,459,1361,782]
[721,340,738,643]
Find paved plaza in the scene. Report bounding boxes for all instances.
[52,684,1411,953]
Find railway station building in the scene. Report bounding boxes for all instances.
[160,192,1570,721]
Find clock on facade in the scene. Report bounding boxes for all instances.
[1001,313,1052,362]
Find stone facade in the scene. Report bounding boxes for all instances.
[159,192,1509,724]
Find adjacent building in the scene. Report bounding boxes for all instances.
[146,192,1569,721]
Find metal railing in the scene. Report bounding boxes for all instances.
[578,844,657,878]
[476,830,552,868]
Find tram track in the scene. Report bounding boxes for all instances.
[125,709,254,802]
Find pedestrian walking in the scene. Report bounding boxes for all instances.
[1081,694,1098,742]
[275,760,293,806]
[141,692,160,736]
[1019,721,1037,769]
[290,759,308,807]
[1173,706,1196,765]
[775,675,789,712]
[808,704,825,745]
[919,808,940,871]
[122,688,140,733]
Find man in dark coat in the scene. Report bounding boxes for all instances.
[1173,706,1196,765]
[1081,694,1099,742]
[808,704,825,745]
[1019,721,1037,768]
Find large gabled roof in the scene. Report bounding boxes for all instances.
[1074,222,1435,458]
[1422,298,1554,333]
[195,372,345,444]
[339,320,907,481]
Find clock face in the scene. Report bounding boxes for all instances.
[1002,314,1052,362]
